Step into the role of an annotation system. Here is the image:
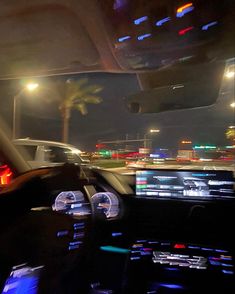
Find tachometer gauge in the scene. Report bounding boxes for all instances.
[91,192,119,219]
[53,191,91,216]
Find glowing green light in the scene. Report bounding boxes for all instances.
[100,246,130,254]
[194,145,217,149]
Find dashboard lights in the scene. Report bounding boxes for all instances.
[174,243,186,249]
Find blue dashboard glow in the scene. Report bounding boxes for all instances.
[74,222,85,229]
[2,265,43,294]
[165,267,180,271]
[137,33,151,41]
[134,16,148,25]
[215,249,228,253]
[156,17,171,26]
[91,192,120,219]
[188,246,201,249]
[222,270,234,275]
[57,230,69,237]
[201,247,213,251]
[53,191,91,216]
[202,21,218,31]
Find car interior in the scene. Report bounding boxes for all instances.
[0,1,235,293]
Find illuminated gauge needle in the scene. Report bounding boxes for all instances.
[98,203,110,209]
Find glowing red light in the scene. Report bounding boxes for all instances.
[178,26,194,36]
[174,243,186,249]
[0,165,13,185]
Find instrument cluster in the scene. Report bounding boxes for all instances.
[52,190,120,219]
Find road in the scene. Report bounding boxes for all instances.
[107,161,235,174]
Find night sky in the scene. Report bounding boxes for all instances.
[0,72,234,152]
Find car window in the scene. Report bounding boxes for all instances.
[45,146,82,164]
[15,145,37,161]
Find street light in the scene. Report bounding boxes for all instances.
[12,83,39,139]
[225,65,235,79]
[230,102,235,108]
[26,83,39,91]
[150,129,160,133]
[144,129,160,148]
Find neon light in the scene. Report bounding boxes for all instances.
[137,33,151,41]
[178,26,194,36]
[202,21,218,31]
[156,17,171,26]
[118,36,131,42]
[177,3,194,18]
[134,16,148,25]
[100,246,130,254]
[174,243,186,249]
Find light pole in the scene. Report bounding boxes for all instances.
[144,129,160,148]
[12,83,39,140]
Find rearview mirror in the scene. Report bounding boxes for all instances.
[126,61,225,113]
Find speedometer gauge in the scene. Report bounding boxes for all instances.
[91,192,119,219]
[53,191,91,216]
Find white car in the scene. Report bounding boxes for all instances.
[13,139,90,169]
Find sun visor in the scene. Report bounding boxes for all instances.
[0,1,100,78]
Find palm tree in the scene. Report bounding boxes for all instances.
[226,127,235,144]
[58,78,103,143]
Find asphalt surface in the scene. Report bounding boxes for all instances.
[108,162,235,174]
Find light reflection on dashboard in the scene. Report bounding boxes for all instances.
[52,191,91,216]
[91,192,120,219]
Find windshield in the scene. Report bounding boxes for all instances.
[0,1,234,175]
[0,69,234,173]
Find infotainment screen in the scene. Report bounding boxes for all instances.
[136,170,234,199]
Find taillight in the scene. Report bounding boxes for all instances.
[0,165,13,185]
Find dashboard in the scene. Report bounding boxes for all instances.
[136,170,234,200]
[0,165,234,293]
[52,190,121,220]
